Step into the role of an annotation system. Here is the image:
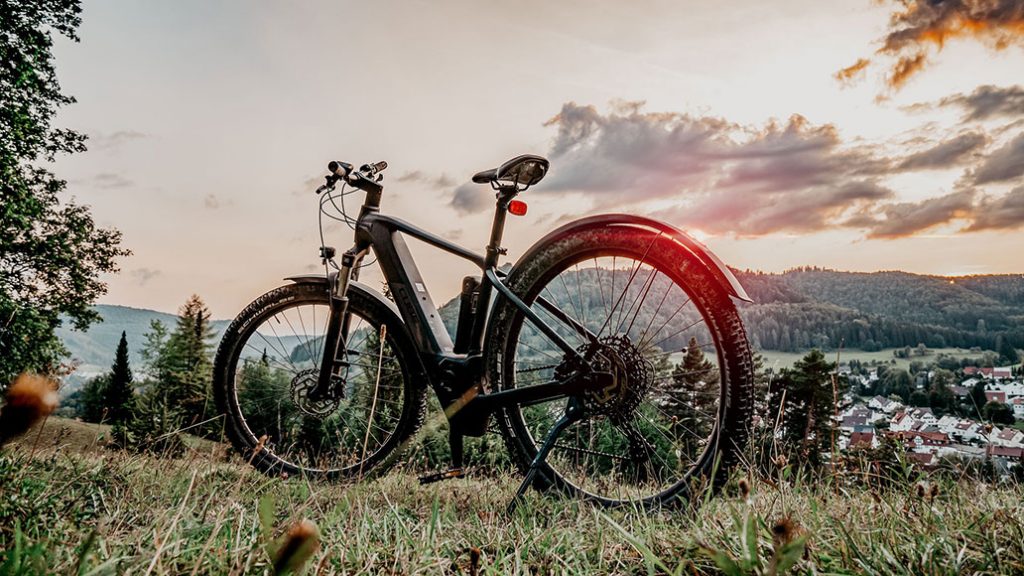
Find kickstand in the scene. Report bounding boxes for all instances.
[507,398,584,515]
[419,431,466,485]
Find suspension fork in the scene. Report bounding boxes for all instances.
[312,248,366,400]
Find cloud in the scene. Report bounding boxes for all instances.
[517,100,1024,239]
[855,189,977,238]
[397,171,457,188]
[668,180,895,236]
[90,172,133,189]
[204,193,233,209]
[835,58,870,85]
[896,132,988,170]
[971,132,1024,183]
[936,84,1024,121]
[88,130,148,151]
[842,0,1024,90]
[130,267,161,286]
[966,186,1024,230]
[534,102,894,234]
[449,183,492,214]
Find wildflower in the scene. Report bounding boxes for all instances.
[273,519,320,575]
[929,483,939,501]
[469,546,481,576]
[0,374,59,446]
[771,516,799,547]
[738,478,751,499]
[915,482,926,499]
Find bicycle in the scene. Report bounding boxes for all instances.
[213,154,754,511]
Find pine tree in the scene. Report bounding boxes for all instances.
[160,295,215,432]
[765,348,842,467]
[102,331,134,423]
[660,337,719,447]
[995,335,1019,365]
[131,295,216,443]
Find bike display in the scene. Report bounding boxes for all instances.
[213,154,754,510]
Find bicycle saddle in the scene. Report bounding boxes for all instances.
[472,154,549,187]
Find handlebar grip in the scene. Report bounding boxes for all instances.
[362,161,388,176]
[328,161,352,178]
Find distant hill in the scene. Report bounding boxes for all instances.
[734,269,1024,353]
[58,270,1022,387]
[55,305,231,390]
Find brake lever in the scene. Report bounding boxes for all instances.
[315,175,338,195]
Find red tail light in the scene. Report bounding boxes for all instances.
[508,200,528,216]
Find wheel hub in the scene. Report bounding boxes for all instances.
[555,335,654,422]
[290,369,342,417]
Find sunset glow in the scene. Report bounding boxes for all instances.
[48,0,1024,316]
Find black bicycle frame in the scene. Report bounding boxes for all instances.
[314,187,601,431]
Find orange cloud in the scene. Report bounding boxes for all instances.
[844,0,1024,90]
[835,58,871,84]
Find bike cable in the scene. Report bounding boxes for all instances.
[317,182,378,272]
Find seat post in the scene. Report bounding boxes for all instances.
[466,186,516,355]
[484,187,516,268]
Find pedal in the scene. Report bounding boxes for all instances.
[418,467,466,485]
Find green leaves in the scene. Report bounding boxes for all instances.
[1,0,129,385]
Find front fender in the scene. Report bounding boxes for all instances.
[516,214,752,302]
[283,274,409,328]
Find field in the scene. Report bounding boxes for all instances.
[757,347,989,371]
[2,417,1023,575]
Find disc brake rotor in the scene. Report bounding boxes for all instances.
[290,369,341,417]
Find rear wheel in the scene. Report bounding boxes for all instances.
[486,226,753,507]
[213,282,426,478]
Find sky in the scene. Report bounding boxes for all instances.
[50,0,1024,317]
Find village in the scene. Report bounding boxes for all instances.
[837,364,1024,473]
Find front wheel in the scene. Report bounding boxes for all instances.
[486,225,754,507]
[213,282,426,478]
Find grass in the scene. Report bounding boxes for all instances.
[757,347,988,371]
[2,417,1024,575]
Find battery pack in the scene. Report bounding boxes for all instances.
[452,275,481,354]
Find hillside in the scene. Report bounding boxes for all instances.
[735,269,1024,353]
[57,270,1022,387]
[55,305,231,385]
[2,417,1023,574]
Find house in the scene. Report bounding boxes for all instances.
[985,445,1024,461]
[1012,397,1024,419]
[985,391,1007,404]
[890,411,915,431]
[950,385,970,398]
[840,414,868,431]
[906,452,935,467]
[869,396,903,414]
[996,382,1024,398]
[952,419,984,442]
[993,367,1013,380]
[888,430,952,452]
[849,430,876,449]
[991,427,1024,448]
[908,407,937,424]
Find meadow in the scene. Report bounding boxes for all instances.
[756,347,989,372]
[1,416,1023,575]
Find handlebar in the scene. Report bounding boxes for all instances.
[318,160,388,195]
[361,161,388,176]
